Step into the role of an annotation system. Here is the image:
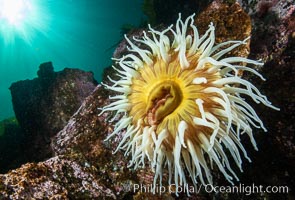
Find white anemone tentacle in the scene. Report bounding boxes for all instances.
[100,13,279,196]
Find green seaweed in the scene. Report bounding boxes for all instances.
[0,117,19,138]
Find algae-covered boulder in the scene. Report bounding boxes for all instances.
[9,62,98,162]
[1,1,294,199]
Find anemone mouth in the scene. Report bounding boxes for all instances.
[146,80,182,126]
[128,55,223,138]
[100,13,279,196]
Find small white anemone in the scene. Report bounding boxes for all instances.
[100,13,279,196]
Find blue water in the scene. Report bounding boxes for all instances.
[0,0,145,120]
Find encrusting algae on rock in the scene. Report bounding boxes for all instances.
[100,13,279,195]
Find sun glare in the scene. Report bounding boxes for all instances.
[0,0,49,44]
[0,0,31,26]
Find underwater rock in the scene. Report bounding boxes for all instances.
[1,86,177,199]
[0,155,116,199]
[1,1,294,199]
[194,0,251,58]
[9,62,98,163]
[236,0,295,196]
[37,61,54,78]
[142,0,211,26]
[51,86,178,198]
[238,0,295,63]
[0,118,25,174]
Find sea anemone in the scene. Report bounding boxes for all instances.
[100,14,279,194]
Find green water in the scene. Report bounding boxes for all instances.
[0,0,145,120]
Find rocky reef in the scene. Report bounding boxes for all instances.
[0,118,24,174]
[0,0,294,199]
[8,62,98,165]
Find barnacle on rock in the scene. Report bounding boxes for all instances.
[100,14,279,195]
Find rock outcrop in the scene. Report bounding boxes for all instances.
[9,62,98,162]
[1,1,294,199]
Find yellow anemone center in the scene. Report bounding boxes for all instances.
[128,55,220,138]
